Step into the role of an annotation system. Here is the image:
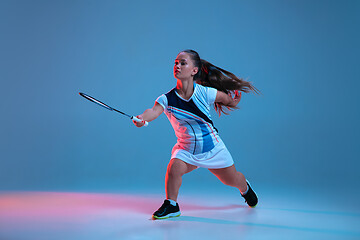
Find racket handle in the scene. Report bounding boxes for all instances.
[132,116,149,127]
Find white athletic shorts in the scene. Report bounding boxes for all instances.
[171,139,234,169]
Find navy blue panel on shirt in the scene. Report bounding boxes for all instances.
[165,89,217,131]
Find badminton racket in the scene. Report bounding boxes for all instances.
[79,92,148,127]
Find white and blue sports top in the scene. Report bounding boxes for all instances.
[156,83,220,155]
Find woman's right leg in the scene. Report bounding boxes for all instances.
[152,158,197,219]
[165,158,197,202]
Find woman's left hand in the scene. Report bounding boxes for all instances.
[232,90,242,105]
[215,90,242,107]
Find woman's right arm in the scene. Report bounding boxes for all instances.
[133,102,164,127]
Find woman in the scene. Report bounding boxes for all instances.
[133,49,259,219]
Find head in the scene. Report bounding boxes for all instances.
[174,50,201,81]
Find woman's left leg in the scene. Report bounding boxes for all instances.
[208,164,248,194]
[209,164,258,207]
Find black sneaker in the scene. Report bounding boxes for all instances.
[241,180,258,207]
[152,200,181,219]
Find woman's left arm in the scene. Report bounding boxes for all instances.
[215,90,242,107]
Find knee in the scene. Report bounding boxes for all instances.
[220,172,245,188]
[166,160,186,178]
[219,173,241,187]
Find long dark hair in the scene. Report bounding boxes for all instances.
[182,49,260,115]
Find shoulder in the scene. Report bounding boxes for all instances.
[165,87,176,98]
[195,83,217,104]
[195,83,207,92]
[195,83,217,93]
[156,87,176,109]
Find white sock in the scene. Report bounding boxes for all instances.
[241,185,249,195]
[167,199,177,206]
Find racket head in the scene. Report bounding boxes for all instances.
[79,92,113,111]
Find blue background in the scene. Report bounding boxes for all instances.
[1,0,359,194]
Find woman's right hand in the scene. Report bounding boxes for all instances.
[133,115,146,127]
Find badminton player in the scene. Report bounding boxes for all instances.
[133,49,259,219]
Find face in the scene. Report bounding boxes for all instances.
[174,52,198,80]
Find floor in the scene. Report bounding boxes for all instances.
[0,186,359,240]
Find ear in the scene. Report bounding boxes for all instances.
[192,67,199,76]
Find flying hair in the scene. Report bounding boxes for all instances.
[181,49,260,115]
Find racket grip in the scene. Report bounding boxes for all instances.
[132,116,149,127]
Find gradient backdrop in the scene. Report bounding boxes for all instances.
[1,0,359,196]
